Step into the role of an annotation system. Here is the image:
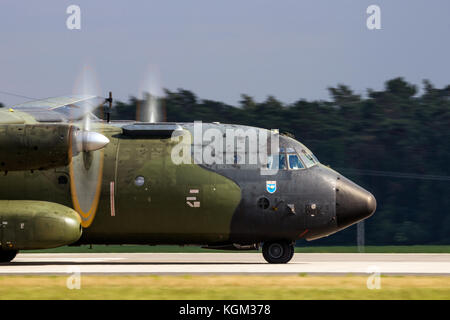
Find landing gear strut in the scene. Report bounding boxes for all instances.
[0,250,18,263]
[262,241,294,264]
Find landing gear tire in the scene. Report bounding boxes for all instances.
[262,241,294,264]
[0,250,18,263]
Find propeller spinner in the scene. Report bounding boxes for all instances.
[72,128,110,154]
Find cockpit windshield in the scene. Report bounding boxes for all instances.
[298,149,317,168]
[288,154,304,169]
[266,147,318,170]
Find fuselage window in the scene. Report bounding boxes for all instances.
[288,154,305,170]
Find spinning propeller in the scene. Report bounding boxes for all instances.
[69,66,110,228]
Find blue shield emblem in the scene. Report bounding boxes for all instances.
[266,181,277,194]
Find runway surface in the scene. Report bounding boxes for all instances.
[1,253,450,275]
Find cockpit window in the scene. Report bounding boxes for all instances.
[266,151,305,170]
[288,154,304,170]
[279,154,287,170]
[299,149,317,168]
[266,144,319,170]
[266,153,287,170]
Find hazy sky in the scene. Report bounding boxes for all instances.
[0,1,449,107]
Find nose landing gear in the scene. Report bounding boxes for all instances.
[262,240,294,264]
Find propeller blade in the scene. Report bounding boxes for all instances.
[69,65,108,228]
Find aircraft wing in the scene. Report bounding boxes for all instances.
[12,94,99,110]
[0,110,26,124]
[1,94,103,123]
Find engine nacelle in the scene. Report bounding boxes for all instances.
[0,124,72,171]
[0,200,82,250]
[0,124,109,172]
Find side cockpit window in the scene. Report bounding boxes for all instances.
[266,153,287,170]
[288,154,304,170]
[279,154,287,170]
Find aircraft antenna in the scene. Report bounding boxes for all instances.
[104,91,113,123]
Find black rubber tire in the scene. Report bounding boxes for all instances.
[0,250,18,263]
[262,241,294,264]
[288,243,295,261]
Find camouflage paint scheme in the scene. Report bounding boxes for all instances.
[0,105,375,251]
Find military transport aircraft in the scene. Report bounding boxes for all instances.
[0,94,376,264]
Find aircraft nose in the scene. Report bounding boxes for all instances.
[335,176,376,228]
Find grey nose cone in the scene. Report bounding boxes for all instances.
[335,176,376,228]
[74,131,110,153]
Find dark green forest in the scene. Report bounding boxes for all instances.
[110,77,450,246]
